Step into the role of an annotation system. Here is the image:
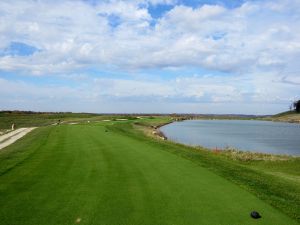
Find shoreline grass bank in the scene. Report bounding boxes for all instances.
[130,118,300,222]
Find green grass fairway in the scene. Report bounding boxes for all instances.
[0,123,298,225]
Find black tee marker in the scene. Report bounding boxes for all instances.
[250,211,261,219]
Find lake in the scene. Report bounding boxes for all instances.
[160,120,300,156]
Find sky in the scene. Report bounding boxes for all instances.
[0,0,299,115]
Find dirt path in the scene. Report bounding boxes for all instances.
[0,127,36,150]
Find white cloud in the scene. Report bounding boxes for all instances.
[0,0,299,113]
[1,72,296,114]
[0,0,299,74]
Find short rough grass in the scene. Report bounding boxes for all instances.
[0,122,298,225]
[0,111,142,132]
[266,111,300,123]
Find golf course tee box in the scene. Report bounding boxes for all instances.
[0,123,299,225]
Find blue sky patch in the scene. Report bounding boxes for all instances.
[107,14,122,27]
[211,32,227,40]
[1,42,38,57]
[148,4,174,19]
[98,13,122,28]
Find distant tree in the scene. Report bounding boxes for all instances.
[293,100,300,113]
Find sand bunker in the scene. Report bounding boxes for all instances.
[0,127,36,150]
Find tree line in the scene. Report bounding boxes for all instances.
[292,100,300,113]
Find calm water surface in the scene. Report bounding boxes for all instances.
[160,120,300,155]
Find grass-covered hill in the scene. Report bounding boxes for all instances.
[266,111,300,123]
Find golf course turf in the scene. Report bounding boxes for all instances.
[0,121,298,225]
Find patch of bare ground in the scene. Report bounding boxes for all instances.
[0,127,36,150]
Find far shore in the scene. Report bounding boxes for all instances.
[157,117,300,158]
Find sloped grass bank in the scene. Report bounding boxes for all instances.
[111,122,300,222]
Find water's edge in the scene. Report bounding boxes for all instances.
[159,119,300,156]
